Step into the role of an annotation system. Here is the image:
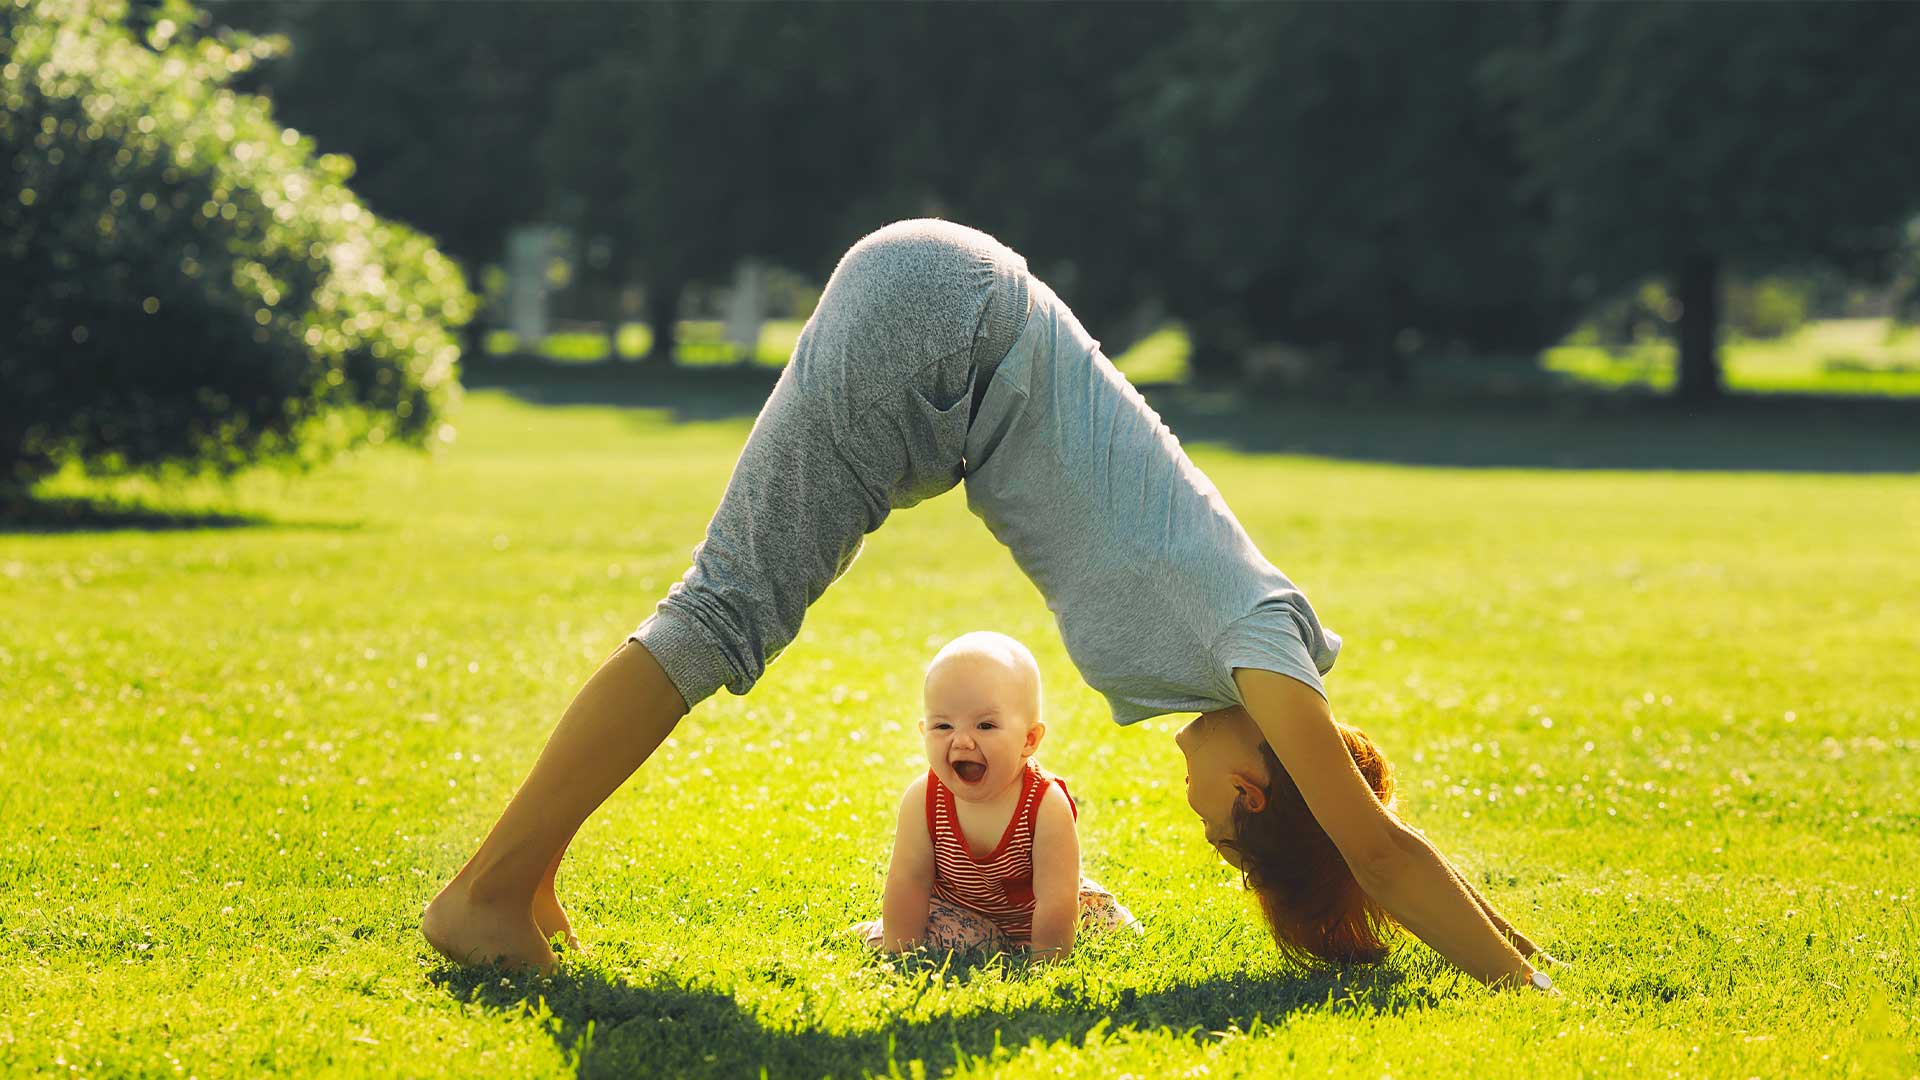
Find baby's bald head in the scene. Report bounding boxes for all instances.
[923,631,1042,728]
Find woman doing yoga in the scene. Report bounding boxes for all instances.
[422,219,1555,989]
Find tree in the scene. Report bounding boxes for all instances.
[208,1,598,359]
[1121,3,1568,383]
[1490,2,1920,401]
[849,3,1186,356]
[538,5,847,363]
[1,0,470,491]
[210,1,588,271]
[537,2,1186,365]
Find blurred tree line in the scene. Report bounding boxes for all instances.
[8,0,1920,490]
[216,0,1920,404]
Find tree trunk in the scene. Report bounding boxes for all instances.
[458,317,488,367]
[1372,320,1409,389]
[1184,317,1243,383]
[644,278,682,367]
[1186,340,1239,383]
[1675,253,1721,403]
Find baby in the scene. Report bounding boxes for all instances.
[855,631,1136,958]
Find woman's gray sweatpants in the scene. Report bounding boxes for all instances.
[631,220,1031,707]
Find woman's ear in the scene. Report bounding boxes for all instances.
[1023,720,1047,757]
[1231,772,1268,813]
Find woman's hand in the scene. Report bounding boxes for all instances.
[1234,667,1537,987]
[1435,852,1557,964]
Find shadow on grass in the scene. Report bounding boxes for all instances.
[0,494,265,533]
[0,494,362,534]
[469,359,1920,473]
[466,358,777,425]
[432,955,1423,1079]
[1143,383,1920,473]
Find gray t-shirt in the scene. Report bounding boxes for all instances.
[963,279,1341,725]
[634,218,1336,719]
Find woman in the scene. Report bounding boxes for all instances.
[422,220,1555,989]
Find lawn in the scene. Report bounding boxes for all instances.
[3,375,1917,1077]
[1544,319,1920,397]
[483,317,1920,399]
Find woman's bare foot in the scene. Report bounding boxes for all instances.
[422,882,555,973]
[533,885,579,952]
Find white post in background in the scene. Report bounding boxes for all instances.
[723,258,766,365]
[505,225,553,352]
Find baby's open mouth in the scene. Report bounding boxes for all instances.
[952,760,987,784]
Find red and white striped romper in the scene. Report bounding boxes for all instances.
[926,760,1076,942]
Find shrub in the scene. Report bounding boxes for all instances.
[1725,277,1808,341]
[0,0,473,492]
[1576,275,1808,351]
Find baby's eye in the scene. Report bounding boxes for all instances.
[978,722,997,731]
[929,721,951,730]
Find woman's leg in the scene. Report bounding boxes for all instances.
[423,287,893,972]
[533,831,579,949]
[423,642,686,971]
[423,221,1025,972]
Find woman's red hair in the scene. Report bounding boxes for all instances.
[1231,722,1398,966]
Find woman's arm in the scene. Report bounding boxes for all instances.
[1028,783,1081,960]
[879,777,935,952]
[1234,668,1541,988]
[1438,854,1553,962]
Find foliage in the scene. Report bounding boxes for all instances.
[218,2,1180,364]
[1546,316,1920,397]
[0,0,471,489]
[530,4,1180,362]
[832,3,1184,355]
[210,0,586,275]
[1125,3,1570,381]
[4,386,1917,1075]
[194,0,1920,397]
[1897,219,1920,327]
[1580,275,1806,352]
[536,4,850,361]
[1723,277,1807,341]
[1487,1,1920,398]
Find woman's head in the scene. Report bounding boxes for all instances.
[1175,706,1398,966]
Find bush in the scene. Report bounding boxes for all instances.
[1724,277,1808,341]
[1575,275,1808,351]
[1576,282,1677,352]
[0,0,473,492]
[1896,218,1920,328]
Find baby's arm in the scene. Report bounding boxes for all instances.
[879,776,935,951]
[1028,783,1082,960]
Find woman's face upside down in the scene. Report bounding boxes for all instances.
[1175,706,1273,870]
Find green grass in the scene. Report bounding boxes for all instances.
[487,316,1920,399]
[1545,318,1920,397]
[484,320,804,368]
[4,379,1918,1077]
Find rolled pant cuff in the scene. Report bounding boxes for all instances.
[629,605,737,710]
